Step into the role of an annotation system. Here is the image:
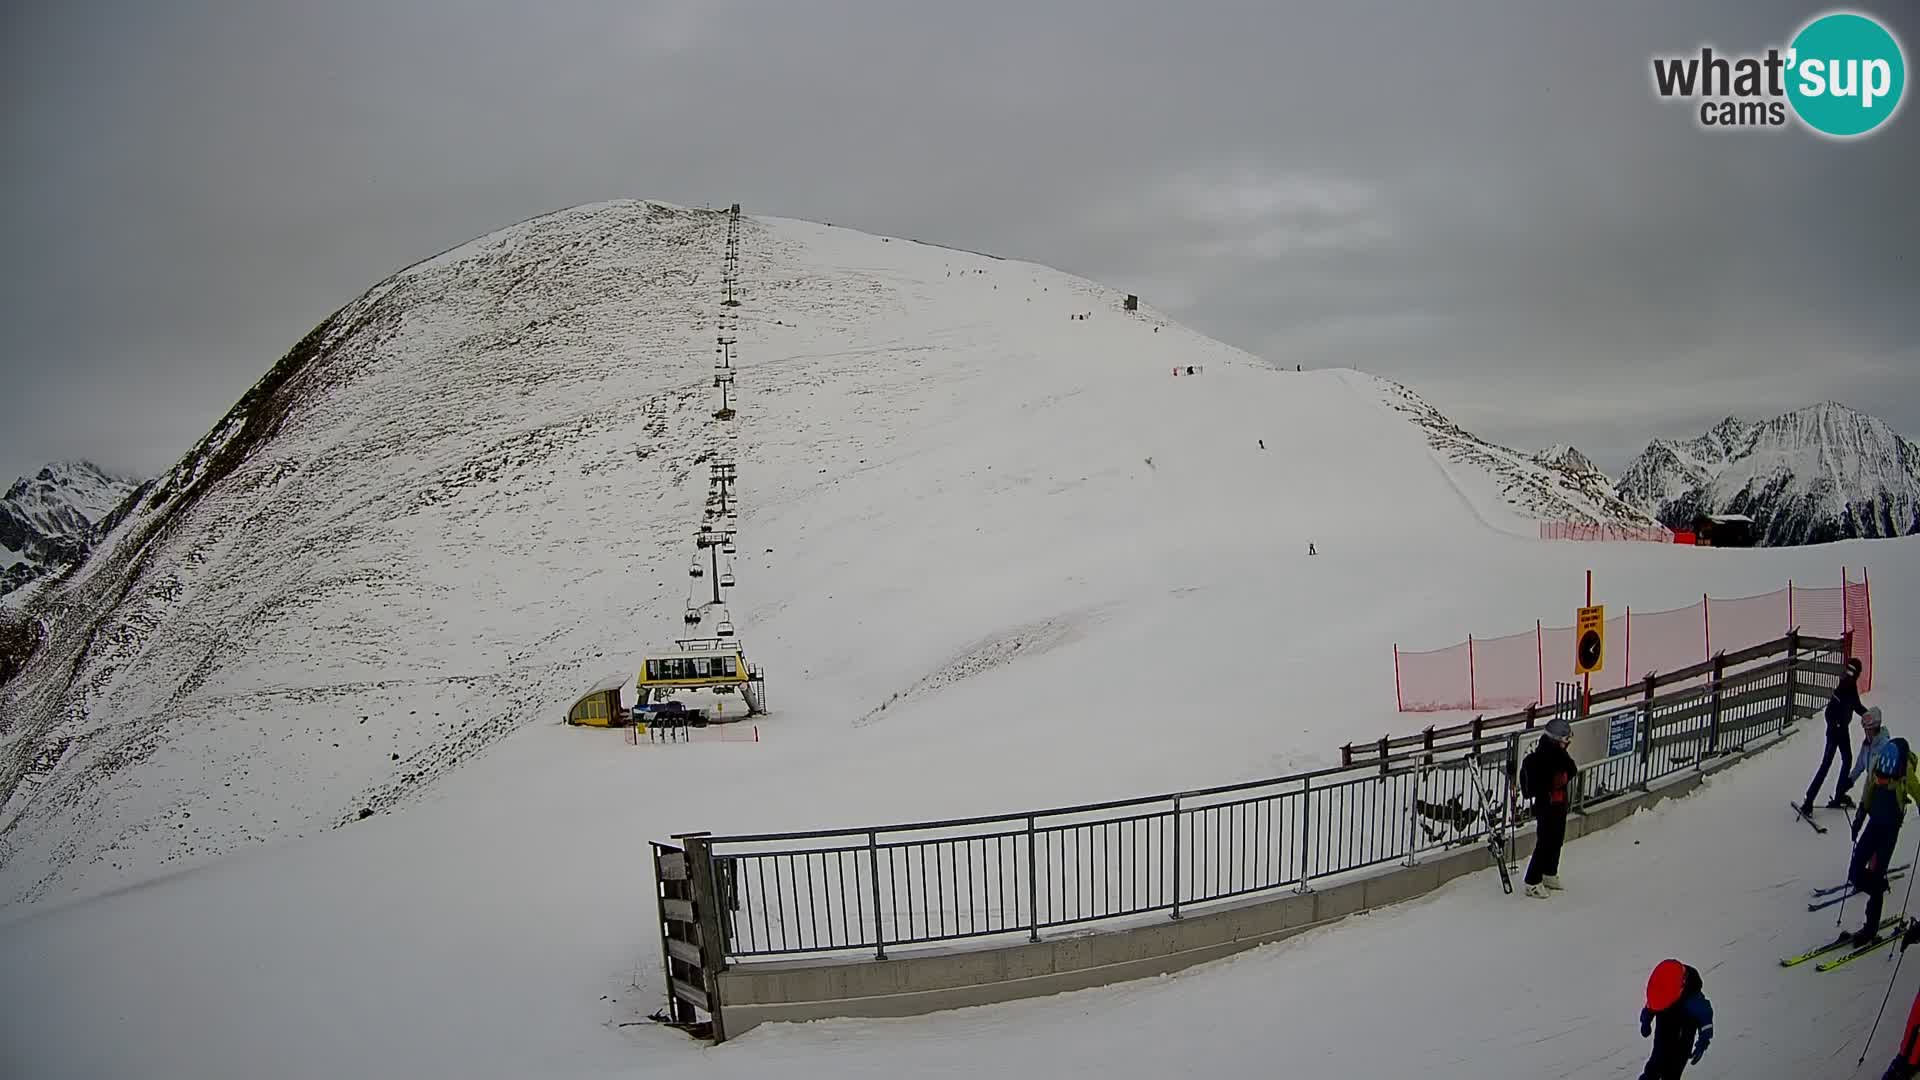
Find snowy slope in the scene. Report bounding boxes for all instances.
[1617,404,1920,545]
[0,461,139,599]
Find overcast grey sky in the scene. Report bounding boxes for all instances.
[3,0,1915,487]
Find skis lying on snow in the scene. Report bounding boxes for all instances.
[1791,802,1829,833]
[1811,866,1911,898]
[1781,916,1906,967]
[1815,919,1913,972]
[1808,870,1909,911]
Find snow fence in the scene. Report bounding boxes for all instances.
[1393,570,1873,713]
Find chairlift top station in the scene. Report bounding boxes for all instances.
[569,201,765,728]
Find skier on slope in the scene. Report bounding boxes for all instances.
[1638,958,1713,1079]
[1803,657,1871,816]
[1847,734,1920,946]
[1844,706,1894,808]
[1519,716,1578,899]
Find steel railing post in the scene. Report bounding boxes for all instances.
[867,830,886,960]
[1026,816,1040,942]
[1170,796,1184,919]
[1295,778,1313,894]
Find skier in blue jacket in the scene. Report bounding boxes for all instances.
[1846,706,1891,794]
[1640,958,1713,1079]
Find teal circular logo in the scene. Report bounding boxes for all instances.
[1787,12,1906,137]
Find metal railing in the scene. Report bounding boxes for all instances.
[661,633,1843,965]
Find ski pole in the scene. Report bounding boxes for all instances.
[1858,830,1920,1067]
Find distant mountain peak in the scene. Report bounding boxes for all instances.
[1533,444,1600,476]
[1615,403,1920,545]
[1,461,142,599]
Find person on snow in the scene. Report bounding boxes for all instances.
[1804,657,1871,815]
[1639,958,1713,1079]
[1847,734,1920,946]
[1519,715,1579,898]
[1845,706,1893,808]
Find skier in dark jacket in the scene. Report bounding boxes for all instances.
[1804,658,1870,815]
[1639,959,1713,1079]
[1519,716,1579,898]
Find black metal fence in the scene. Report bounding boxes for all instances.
[665,634,1843,964]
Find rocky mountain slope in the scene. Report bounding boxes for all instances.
[1615,403,1920,545]
[1379,383,1664,530]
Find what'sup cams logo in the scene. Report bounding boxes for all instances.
[1652,10,1906,137]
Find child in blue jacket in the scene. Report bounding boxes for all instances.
[1640,959,1713,1079]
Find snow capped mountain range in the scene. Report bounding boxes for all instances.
[0,461,140,600]
[1614,403,1920,546]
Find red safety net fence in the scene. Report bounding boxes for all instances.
[1539,521,1676,543]
[1394,569,1874,712]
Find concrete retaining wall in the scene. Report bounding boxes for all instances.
[714,742,1772,1039]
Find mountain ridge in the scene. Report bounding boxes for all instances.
[1614,401,1920,545]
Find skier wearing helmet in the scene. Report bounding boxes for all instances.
[1803,656,1870,816]
[1846,732,1920,946]
[1519,715,1579,899]
[1638,958,1713,1079]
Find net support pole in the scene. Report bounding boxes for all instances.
[1394,644,1404,712]
[1468,635,1477,711]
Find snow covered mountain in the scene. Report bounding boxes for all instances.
[1615,403,1920,545]
[1379,383,1663,529]
[0,461,140,600]
[0,200,1734,908]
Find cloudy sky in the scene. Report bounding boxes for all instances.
[3,0,1915,487]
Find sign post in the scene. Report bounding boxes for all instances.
[1575,570,1605,714]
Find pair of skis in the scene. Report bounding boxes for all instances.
[1791,800,1859,833]
[1465,757,1512,895]
[1791,801,1830,833]
[1807,865,1911,910]
[1780,916,1911,971]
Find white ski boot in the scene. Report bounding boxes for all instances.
[1544,875,1565,891]
[1525,882,1550,899]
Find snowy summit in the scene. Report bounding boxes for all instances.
[1616,403,1920,545]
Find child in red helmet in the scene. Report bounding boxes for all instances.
[1639,959,1713,1079]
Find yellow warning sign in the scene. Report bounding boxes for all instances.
[1575,604,1606,675]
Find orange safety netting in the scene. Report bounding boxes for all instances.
[1394,571,1873,712]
